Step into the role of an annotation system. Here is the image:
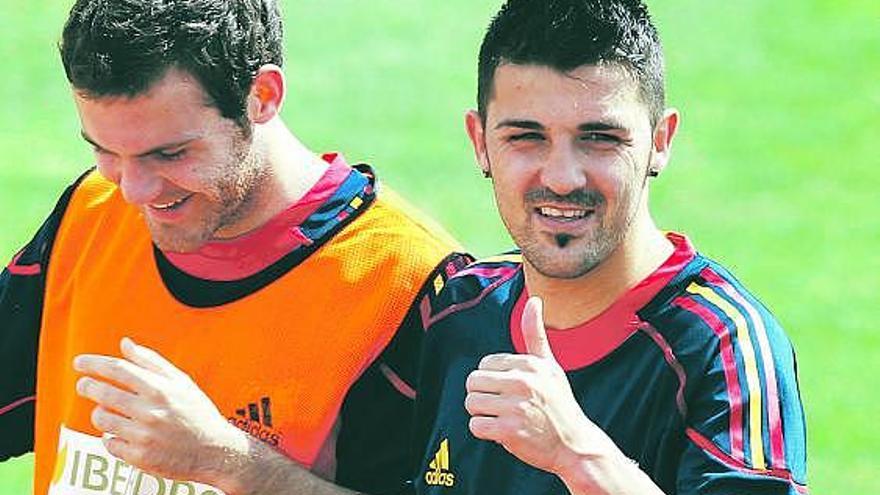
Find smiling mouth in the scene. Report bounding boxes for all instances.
[149,194,193,211]
[536,206,594,221]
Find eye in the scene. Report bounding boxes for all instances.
[509,132,545,142]
[580,132,621,144]
[155,148,187,161]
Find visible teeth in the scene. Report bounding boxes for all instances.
[539,207,587,219]
[152,197,187,210]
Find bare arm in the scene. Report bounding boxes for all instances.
[74,338,363,495]
[207,433,361,495]
[0,178,80,460]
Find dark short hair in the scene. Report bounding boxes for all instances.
[60,0,284,128]
[478,0,666,126]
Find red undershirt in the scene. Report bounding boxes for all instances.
[510,232,695,371]
[163,153,351,281]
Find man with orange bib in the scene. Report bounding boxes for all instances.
[0,1,468,494]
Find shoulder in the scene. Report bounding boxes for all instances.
[6,170,106,273]
[312,171,470,301]
[420,252,523,331]
[640,253,794,365]
[72,169,118,204]
[53,168,121,220]
[646,255,807,490]
[338,178,464,269]
[53,169,131,235]
[370,184,461,248]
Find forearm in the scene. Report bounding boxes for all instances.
[557,449,664,495]
[76,339,368,495]
[209,429,361,495]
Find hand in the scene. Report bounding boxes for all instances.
[73,338,248,486]
[464,297,626,488]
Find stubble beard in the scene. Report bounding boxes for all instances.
[514,210,621,280]
[509,187,636,280]
[149,134,266,253]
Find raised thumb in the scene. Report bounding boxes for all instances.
[522,296,554,360]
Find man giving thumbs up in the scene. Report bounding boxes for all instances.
[464,297,660,493]
[414,1,807,494]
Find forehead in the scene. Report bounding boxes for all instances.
[73,69,219,151]
[486,64,649,127]
[73,68,210,116]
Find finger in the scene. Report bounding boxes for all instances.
[469,416,503,442]
[466,369,532,396]
[478,353,541,372]
[465,391,520,417]
[522,296,554,360]
[73,354,162,395]
[102,435,144,470]
[91,406,139,440]
[76,376,142,418]
[120,337,186,379]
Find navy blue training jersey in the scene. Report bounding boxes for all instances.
[414,233,807,494]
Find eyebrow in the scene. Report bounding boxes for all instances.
[578,121,627,132]
[494,119,628,132]
[80,131,201,157]
[495,119,545,131]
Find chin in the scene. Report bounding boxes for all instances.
[528,256,599,279]
[521,229,623,279]
[149,228,209,253]
[519,244,595,279]
[152,239,202,254]
[145,212,220,253]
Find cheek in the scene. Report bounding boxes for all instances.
[156,162,216,195]
[491,151,541,191]
[179,147,233,182]
[492,180,533,231]
[597,152,644,198]
[491,169,528,208]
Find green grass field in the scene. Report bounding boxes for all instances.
[1,0,877,493]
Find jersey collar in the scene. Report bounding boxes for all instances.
[510,232,696,371]
[163,153,362,281]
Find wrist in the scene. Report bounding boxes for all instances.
[198,423,253,493]
[554,443,641,495]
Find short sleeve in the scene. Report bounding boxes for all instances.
[1,175,82,460]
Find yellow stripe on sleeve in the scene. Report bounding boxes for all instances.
[688,283,766,470]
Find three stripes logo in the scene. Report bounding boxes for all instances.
[237,397,273,427]
[424,438,455,487]
[227,396,282,447]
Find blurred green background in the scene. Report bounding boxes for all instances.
[1,0,877,493]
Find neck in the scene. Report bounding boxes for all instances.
[259,118,330,206]
[523,211,673,329]
[214,118,329,240]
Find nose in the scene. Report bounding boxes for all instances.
[539,144,587,196]
[117,161,163,205]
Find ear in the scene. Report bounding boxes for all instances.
[650,108,680,175]
[246,64,285,124]
[465,110,491,177]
